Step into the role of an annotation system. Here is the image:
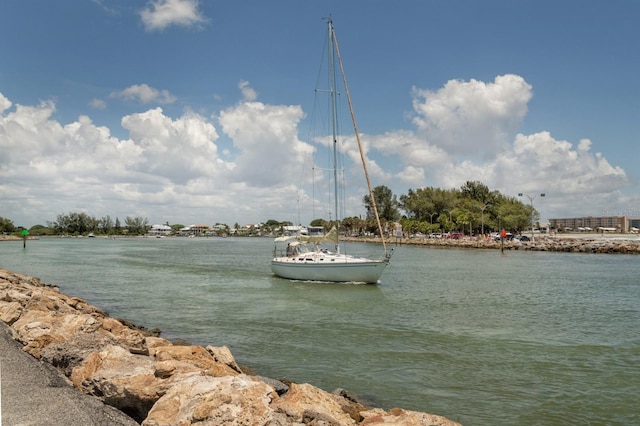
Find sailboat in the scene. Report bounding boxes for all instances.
[270,19,393,284]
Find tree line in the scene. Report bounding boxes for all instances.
[362,180,539,236]
[0,213,152,236]
[1,180,539,237]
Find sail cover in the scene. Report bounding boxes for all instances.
[274,226,339,244]
[298,226,339,244]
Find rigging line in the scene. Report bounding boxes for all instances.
[329,21,387,251]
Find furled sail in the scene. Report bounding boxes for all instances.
[298,226,339,244]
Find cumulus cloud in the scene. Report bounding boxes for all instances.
[501,132,627,194]
[0,90,312,227]
[110,84,177,104]
[121,107,224,185]
[218,99,311,188]
[355,74,633,218]
[140,0,207,32]
[411,74,532,159]
[0,71,636,227]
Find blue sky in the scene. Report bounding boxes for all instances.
[2,0,639,228]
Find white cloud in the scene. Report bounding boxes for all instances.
[238,80,257,102]
[345,74,634,220]
[140,0,207,32]
[501,132,627,195]
[218,99,311,188]
[0,93,12,113]
[0,91,313,227]
[0,70,636,228]
[110,84,177,105]
[411,74,532,159]
[89,98,107,109]
[411,130,631,219]
[121,107,224,184]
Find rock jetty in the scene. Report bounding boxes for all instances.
[0,268,460,426]
[377,235,640,254]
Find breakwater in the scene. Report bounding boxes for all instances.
[349,235,640,254]
[0,268,460,425]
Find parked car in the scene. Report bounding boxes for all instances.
[515,235,530,242]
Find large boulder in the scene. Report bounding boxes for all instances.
[150,344,240,377]
[71,344,162,422]
[360,407,461,425]
[143,374,278,425]
[270,382,360,425]
[0,301,22,324]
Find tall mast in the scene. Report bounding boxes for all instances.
[328,19,340,251]
[330,20,387,251]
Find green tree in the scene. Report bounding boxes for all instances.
[399,188,433,221]
[495,198,533,233]
[49,212,98,235]
[459,180,495,204]
[124,216,150,235]
[99,215,114,235]
[0,216,16,234]
[399,187,457,222]
[310,218,327,228]
[28,224,54,236]
[341,216,365,237]
[437,211,455,232]
[363,185,400,222]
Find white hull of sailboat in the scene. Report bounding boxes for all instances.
[271,254,388,284]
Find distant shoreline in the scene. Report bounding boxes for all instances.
[0,235,38,242]
[345,233,640,254]
[4,233,640,254]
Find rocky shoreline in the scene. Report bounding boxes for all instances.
[0,268,460,425]
[348,234,640,254]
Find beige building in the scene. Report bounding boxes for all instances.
[549,216,639,233]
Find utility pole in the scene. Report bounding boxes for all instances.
[518,193,545,241]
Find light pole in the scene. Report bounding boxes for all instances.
[518,193,545,241]
[478,203,492,236]
[427,212,436,224]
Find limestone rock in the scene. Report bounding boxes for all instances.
[11,310,97,358]
[146,336,172,349]
[0,301,22,324]
[101,316,148,352]
[206,344,242,373]
[360,407,462,425]
[142,374,277,426]
[151,344,240,377]
[39,329,122,376]
[270,382,359,425]
[71,345,161,422]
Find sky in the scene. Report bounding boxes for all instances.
[2,0,640,228]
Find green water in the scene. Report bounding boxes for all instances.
[1,237,638,425]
